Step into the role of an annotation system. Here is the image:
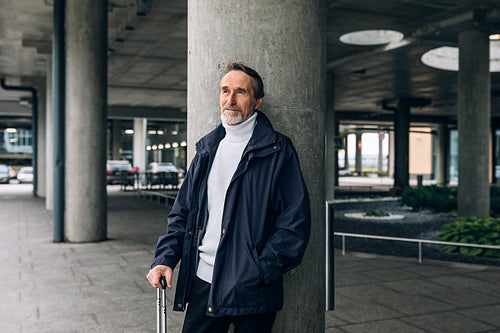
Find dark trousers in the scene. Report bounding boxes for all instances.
[182,276,277,333]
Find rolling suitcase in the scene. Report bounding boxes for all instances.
[156,276,167,333]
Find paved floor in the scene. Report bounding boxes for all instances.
[1,184,499,332]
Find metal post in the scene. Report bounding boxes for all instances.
[325,202,334,311]
[418,242,422,263]
[52,0,65,242]
[342,235,346,255]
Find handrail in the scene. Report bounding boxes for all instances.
[334,232,500,263]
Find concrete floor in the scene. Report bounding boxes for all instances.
[1,184,499,332]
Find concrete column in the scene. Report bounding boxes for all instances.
[133,118,147,172]
[344,134,349,170]
[37,82,47,197]
[111,120,122,160]
[188,0,325,330]
[355,132,362,175]
[45,59,53,210]
[394,100,410,190]
[377,131,384,174]
[65,0,107,242]
[457,29,490,217]
[388,130,395,178]
[436,124,449,185]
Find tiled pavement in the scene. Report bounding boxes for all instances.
[1,184,499,332]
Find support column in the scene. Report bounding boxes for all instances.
[65,0,108,242]
[344,134,349,171]
[355,132,362,175]
[188,0,325,330]
[133,118,147,172]
[457,29,490,217]
[436,124,449,185]
[111,120,122,160]
[394,100,410,190]
[388,130,395,178]
[46,58,53,210]
[37,82,47,197]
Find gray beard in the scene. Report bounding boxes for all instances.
[221,111,245,125]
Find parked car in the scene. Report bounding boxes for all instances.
[106,160,135,186]
[145,162,179,188]
[17,166,33,183]
[0,164,10,184]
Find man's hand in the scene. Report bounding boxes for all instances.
[147,265,173,289]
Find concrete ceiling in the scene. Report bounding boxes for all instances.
[1,0,500,127]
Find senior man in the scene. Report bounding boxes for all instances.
[147,62,311,333]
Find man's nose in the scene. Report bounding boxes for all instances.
[228,92,236,104]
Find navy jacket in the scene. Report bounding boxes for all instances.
[151,111,311,316]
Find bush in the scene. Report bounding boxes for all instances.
[437,216,500,258]
[365,208,390,217]
[401,185,457,213]
[402,185,500,216]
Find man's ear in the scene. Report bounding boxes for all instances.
[255,97,263,110]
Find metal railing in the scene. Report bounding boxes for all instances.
[334,232,500,263]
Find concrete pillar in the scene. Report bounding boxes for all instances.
[378,131,384,174]
[37,82,47,197]
[344,134,349,171]
[388,130,395,178]
[355,132,362,175]
[188,0,325,330]
[111,120,122,160]
[133,118,147,172]
[394,100,410,190]
[457,29,490,217]
[65,0,107,242]
[436,124,449,185]
[45,59,53,210]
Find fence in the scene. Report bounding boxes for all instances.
[334,231,500,263]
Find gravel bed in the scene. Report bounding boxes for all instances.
[332,198,500,266]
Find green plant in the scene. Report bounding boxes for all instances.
[401,185,457,213]
[402,185,500,216]
[365,208,390,217]
[437,216,500,258]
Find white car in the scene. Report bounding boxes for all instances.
[17,166,33,183]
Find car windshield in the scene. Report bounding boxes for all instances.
[107,161,132,170]
[0,165,8,172]
[22,168,33,174]
[155,164,178,172]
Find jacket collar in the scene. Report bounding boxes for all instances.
[196,110,277,154]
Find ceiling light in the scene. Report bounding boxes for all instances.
[339,29,404,46]
[421,41,500,72]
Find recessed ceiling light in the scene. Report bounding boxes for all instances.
[339,29,404,46]
[421,41,500,72]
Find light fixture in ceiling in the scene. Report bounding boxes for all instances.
[421,41,500,72]
[339,29,404,46]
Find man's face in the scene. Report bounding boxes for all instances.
[220,70,263,126]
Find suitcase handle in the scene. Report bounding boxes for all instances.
[157,276,167,332]
[160,276,167,289]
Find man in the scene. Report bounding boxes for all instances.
[147,62,311,333]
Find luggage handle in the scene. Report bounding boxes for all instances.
[157,276,167,333]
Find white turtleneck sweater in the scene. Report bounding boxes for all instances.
[196,112,258,283]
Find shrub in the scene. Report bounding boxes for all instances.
[437,216,500,258]
[365,208,390,217]
[401,185,457,213]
